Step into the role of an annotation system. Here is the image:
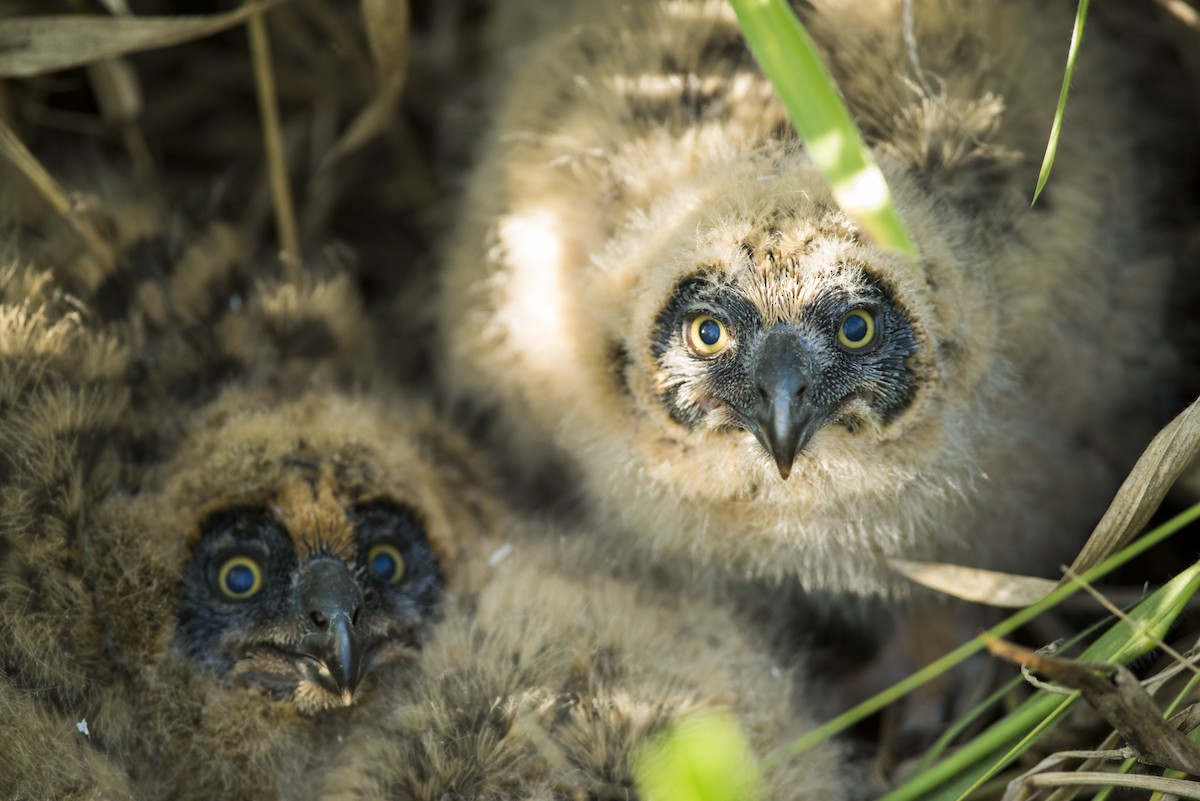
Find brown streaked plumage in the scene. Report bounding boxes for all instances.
[0,260,138,801]
[0,178,493,799]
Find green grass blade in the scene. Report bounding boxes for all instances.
[908,675,1026,776]
[908,607,1122,777]
[1031,0,1090,205]
[728,0,917,256]
[764,500,1200,778]
[882,558,1200,801]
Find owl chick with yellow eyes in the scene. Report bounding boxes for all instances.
[437,0,1196,601]
[0,184,493,799]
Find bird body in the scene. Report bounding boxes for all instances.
[438,0,1192,598]
[0,184,493,799]
[320,526,858,801]
[0,262,139,801]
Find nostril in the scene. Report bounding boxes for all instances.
[310,610,328,628]
[351,606,361,627]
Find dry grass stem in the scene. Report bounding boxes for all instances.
[1037,734,1129,801]
[247,4,302,274]
[987,639,1200,775]
[0,117,114,267]
[1025,771,1200,797]
[0,1,285,78]
[85,59,155,183]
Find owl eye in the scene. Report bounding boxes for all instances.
[367,543,406,585]
[685,314,730,356]
[838,309,876,350]
[216,556,264,599]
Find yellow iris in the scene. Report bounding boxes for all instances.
[837,309,875,349]
[686,315,729,356]
[217,555,264,599]
[367,543,406,585]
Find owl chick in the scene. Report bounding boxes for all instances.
[95,390,488,799]
[437,0,1195,599]
[319,526,859,801]
[0,185,493,799]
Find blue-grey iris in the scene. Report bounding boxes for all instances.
[698,318,722,346]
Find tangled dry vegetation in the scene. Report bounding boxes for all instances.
[2,2,1200,799]
[0,0,484,382]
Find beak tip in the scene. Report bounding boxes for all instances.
[776,463,792,480]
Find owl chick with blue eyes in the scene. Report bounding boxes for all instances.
[437,0,1196,605]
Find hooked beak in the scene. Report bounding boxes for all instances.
[295,559,365,704]
[741,327,826,479]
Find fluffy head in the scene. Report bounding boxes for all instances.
[166,393,455,715]
[83,389,492,799]
[644,189,925,479]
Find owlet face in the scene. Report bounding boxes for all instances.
[648,245,922,478]
[175,500,441,714]
[159,392,467,716]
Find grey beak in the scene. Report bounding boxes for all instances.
[747,327,824,479]
[296,559,365,702]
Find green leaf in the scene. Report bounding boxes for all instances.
[727,0,917,257]
[763,500,1200,786]
[634,710,762,801]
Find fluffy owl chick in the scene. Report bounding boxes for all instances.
[320,529,858,801]
[0,191,492,799]
[438,0,1193,598]
[94,390,490,800]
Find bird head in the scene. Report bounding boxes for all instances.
[164,392,480,715]
[175,498,440,715]
[621,157,957,486]
[650,265,921,479]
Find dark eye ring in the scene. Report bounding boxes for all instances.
[367,543,406,585]
[838,309,876,349]
[216,556,264,599]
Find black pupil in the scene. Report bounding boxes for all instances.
[371,551,397,582]
[842,313,868,342]
[698,318,722,346]
[225,564,255,594]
